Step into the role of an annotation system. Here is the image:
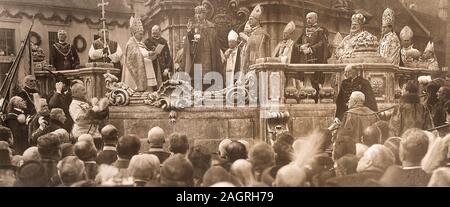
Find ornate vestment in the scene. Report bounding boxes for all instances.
[336,31,377,60]
[379,32,401,65]
[122,37,157,92]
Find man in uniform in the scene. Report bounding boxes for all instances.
[335,64,378,123]
[144,25,174,88]
[88,28,123,70]
[49,30,80,70]
[291,12,330,103]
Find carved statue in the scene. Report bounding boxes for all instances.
[332,0,353,10]
[399,26,421,67]
[335,13,381,63]
[379,8,401,65]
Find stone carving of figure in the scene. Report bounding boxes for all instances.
[122,16,158,92]
[399,26,421,67]
[272,21,296,64]
[49,30,80,70]
[183,5,223,89]
[224,30,242,88]
[335,13,379,61]
[31,42,45,62]
[379,8,401,65]
[332,0,353,10]
[243,4,270,71]
[291,12,330,103]
[144,25,174,89]
[88,28,123,70]
[421,41,439,70]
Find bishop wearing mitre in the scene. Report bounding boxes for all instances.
[122,17,158,92]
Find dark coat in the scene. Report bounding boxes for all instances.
[84,161,98,180]
[430,100,450,136]
[96,149,118,165]
[389,94,433,136]
[380,165,431,187]
[41,158,60,187]
[325,170,383,187]
[144,37,174,86]
[291,25,330,64]
[49,42,80,70]
[335,76,378,120]
[16,87,39,116]
[31,119,64,146]
[5,109,29,155]
[48,91,73,132]
[145,148,171,164]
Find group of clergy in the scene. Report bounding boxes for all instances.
[50,4,440,94]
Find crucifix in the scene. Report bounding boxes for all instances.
[98,0,110,61]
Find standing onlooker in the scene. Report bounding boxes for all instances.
[127,154,160,187]
[168,133,189,156]
[96,125,119,165]
[74,141,98,180]
[37,133,61,186]
[5,96,31,155]
[146,127,170,163]
[0,141,16,186]
[114,135,141,178]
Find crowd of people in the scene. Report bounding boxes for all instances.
[0,72,450,187]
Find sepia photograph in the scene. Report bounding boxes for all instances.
[0,0,449,189]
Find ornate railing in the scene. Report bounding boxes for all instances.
[249,62,442,105]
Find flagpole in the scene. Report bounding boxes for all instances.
[0,20,35,119]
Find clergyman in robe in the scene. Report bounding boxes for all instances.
[224,30,241,88]
[122,16,157,92]
[243,4,270,71]
[88,29,123,70]
[272,21,296,63]
[183,6,223,90]
[144,25,174,88]
[378,8,400,65]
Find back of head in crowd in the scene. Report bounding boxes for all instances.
[169,133,189,154]
[274,164,307,187]
[400,128,429,166]
[117,135,141,160]
[187,145,212,184]
[57,156,86,186]
[74,140,97,161]
[148,126,165,148]
[14,161,48,187]
[224,141,247,163]
[230,159,257,187]
[334,154,359,177]
[128,154,160,186]
[362,125,382,147]
[249,142,275,173]
[160,154,194,187]
[37,133,61,160]
[202,166,237,187]
[357,144,395,173]
[101,125,119,147]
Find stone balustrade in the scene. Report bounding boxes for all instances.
[249,62,441,105]
[35,65,121,100]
